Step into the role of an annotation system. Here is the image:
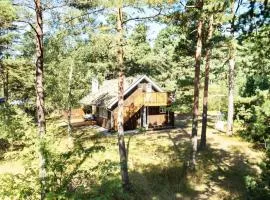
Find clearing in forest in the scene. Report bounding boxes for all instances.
[0,121,264,200]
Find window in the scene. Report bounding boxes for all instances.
[146,83,152,92]
[138,83,143,89]
[159,106,166,113]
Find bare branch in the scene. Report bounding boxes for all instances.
[232,0,243,27]
[17,20,38,36]
[122,8,163,24]
[43,3,69,11]
[63,8,104,24]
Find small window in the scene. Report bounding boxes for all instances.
[159,106,166,113]
[146,83,152,92]
[138,83,143,89]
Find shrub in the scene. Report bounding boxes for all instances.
[235,91,270,144]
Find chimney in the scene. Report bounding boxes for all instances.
[91,77,99,93]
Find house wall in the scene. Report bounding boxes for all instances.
[148,114,167,126]
[96,117,111,129]
[95,107,111,129]
[112,86,145,130]
[147,106,174,128]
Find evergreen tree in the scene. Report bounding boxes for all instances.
[33,0,46,198]
[191,0,203,167]
[0,0,16,101]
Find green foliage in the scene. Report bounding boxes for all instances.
[245,150,270,199]
[0,0,16,28]
[170,91,193,114]
[239,25,270,76]
[0,172,40,199]
[240,75,270,97]
[3,58,35,102]
[0,104,35,146]
[236,90,270,144]
[236,90,270,199]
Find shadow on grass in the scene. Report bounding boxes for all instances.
[123,128,256,200]
[40,127,258,199]
[125,128,198,200]
[196,146,257,199]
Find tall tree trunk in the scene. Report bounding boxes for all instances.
[116,6,130,191]
[191,1,203,167]
[3,65,8,102]
[227,49,235,135]
[227,1,236,135]
[0,62,8,101]
[34,0,46,199]
[67,63,73,137]
[200,14,214,150]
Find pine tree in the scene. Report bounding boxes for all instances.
[34,0,46,198]
[191,0,203,167]
[200,13,213,149]
[0,0,16,101]
[116,3,131,191]
[227,0,238,135]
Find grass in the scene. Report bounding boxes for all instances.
[0,117,265,200]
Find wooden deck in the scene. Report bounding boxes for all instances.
[60,108,97,127]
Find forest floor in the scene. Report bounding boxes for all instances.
[0,116,265,200]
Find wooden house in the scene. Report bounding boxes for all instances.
[80,75,174,131]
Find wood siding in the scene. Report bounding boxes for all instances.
[113,87,144,130]
[96,116,111,129]
[144,92,169,106]
[148,114,167,127]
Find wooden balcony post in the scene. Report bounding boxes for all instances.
[142,106,147,129]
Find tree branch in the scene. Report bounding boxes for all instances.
[122,8,163,24]
[17,20,38,36]
[43,3,69,11]
[232,0,243,28]
[63,8,104,24]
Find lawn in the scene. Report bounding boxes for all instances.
[0,118,265,200]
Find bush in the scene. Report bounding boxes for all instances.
[235,90,270,199]
[235,91,270,144]
[245,151,270,199]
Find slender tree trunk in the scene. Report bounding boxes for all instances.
[227,50,235,135]
[200,14,214,150]
[116,6,130,191]
[3,66,8,102]
[191,1,203,167]
[0,62,8,101]
[67,63,73,137]
[227,1,236,136]
[34,0,46,199]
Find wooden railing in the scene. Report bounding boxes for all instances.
[143,92,169,106]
